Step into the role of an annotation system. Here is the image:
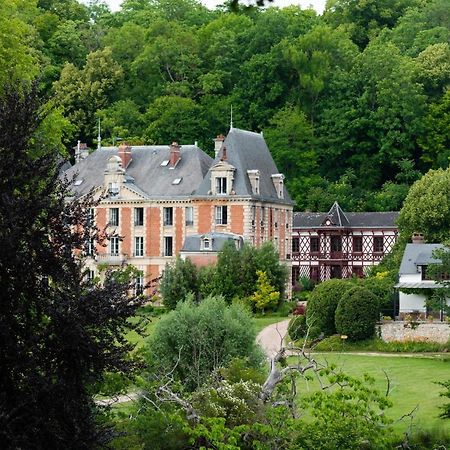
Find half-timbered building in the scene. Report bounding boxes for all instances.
[291,202,398,285]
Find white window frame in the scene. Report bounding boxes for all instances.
[215,177,227,195]
[109,208,119,226]
[110,236,119,256]
[215,205,227,225]
[185,206,194,226]
[109,182,119,196]
[164,236,173,257]
[134,207,144,226]
[134,236,144,257]
[163,207,173,226]
[135,274,144,295]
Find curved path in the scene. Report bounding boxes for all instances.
[256,319,290,358]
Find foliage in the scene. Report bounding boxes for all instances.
[288,315,308,341]
[397,168,450,243]
[314,335,450,353]
[306,278,355,336]
[0,83,142,448]
[147,295,263,391]
[250,270,280,312]
[335,286,380,341]
[159,256,198,310]
[437,379,450,419]
[359,275,395,317]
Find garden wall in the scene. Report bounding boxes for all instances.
[380,322,450,344]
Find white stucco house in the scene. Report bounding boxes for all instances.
[395,238,449,318]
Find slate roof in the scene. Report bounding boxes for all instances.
[195,128,293,204]
[399,243,444,275]
[64,145,213,198]
[293,202,399,229]
[181,232,244,253]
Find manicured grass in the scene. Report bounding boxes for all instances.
[253,316,288,334]
[295,353,450,434]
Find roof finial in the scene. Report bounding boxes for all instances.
[97,118,102,150]
[230,104,233,129]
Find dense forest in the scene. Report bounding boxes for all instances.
[3,0,449,211]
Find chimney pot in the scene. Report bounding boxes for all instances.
[214,134,225,158]
[118,143,132,169]
[412,233,425,244]
[169,142,181,167]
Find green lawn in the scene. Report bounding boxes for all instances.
[295,353,449,433]
[253,316,288,334]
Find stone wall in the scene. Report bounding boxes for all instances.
[380,322,450,344]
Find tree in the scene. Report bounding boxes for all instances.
[397,168,450,243]
[0,84,143,448]
[335,285,380,341]
[306,279,355,336]
[159,256,198,310]
[250,270,280,312]
[147,296,262,391]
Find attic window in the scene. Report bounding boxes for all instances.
[204,238,210,250]
[160,160,169,166]
[172,177,182,185]
[74,179,84,186]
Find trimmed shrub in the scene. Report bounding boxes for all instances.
[335,286,380,341]
[306,279,355,336]
[288,315,307,341]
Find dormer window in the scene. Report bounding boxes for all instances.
[247,170,260,195]
[203,238,211,250]
[108,182,119,196]
[216,177,227,194]
[271,174,285,200]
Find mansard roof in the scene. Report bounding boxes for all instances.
[64,144,212,198]
[293,203,399,229]
[194,128,293,204]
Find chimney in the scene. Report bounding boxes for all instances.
[221,146,228,161]
[169,142,181,167]
[118,143,132,169]
[74,141,89,163]
[214,134,225,158]
[412,233,425,244]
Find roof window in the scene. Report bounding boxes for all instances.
[74,179,84,186]
[160,160,169,166]
[172,178,182,185]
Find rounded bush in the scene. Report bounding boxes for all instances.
[288,315,307,341]
[306,279,355,336]
[335,286,380,341]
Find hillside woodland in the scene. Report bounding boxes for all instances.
[3,0,449,211]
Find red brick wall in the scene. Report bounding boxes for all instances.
[186,254,218,267]
[121,207,131,255]
[230,205,244,234]
[197,203,212,233]
[146,264,160,296]
[175,206,183,253]
[147,207,160,257]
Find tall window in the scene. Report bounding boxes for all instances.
[353,236,363,253]
[216,177,227,194]
[134,236,144,257]
[373,236,384,253]
[185,207,194,226]
[215,205,227,225]
[252,205,256,226]
[87,208,95,226]
[292,266,300,286]
[260,207,265,226]
[109,208,119,226]
[331,236,342,252]
[292,236,300,253]
[353,266,364,278]
[164,236,173,256]
[310,266,319,282]
[135,274,144,295]
[310,237,320,253]
[110,236,119,256]
[134,207,144,226]
[163,207,173,226]
[86,238,95,256]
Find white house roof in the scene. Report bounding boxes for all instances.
[398,243,444,275]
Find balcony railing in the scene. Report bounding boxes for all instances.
[96,253,128,265]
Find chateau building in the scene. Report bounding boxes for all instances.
[291,202,398,285]
[65,128,294,294]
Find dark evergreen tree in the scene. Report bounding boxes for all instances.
[0,84,142,449]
